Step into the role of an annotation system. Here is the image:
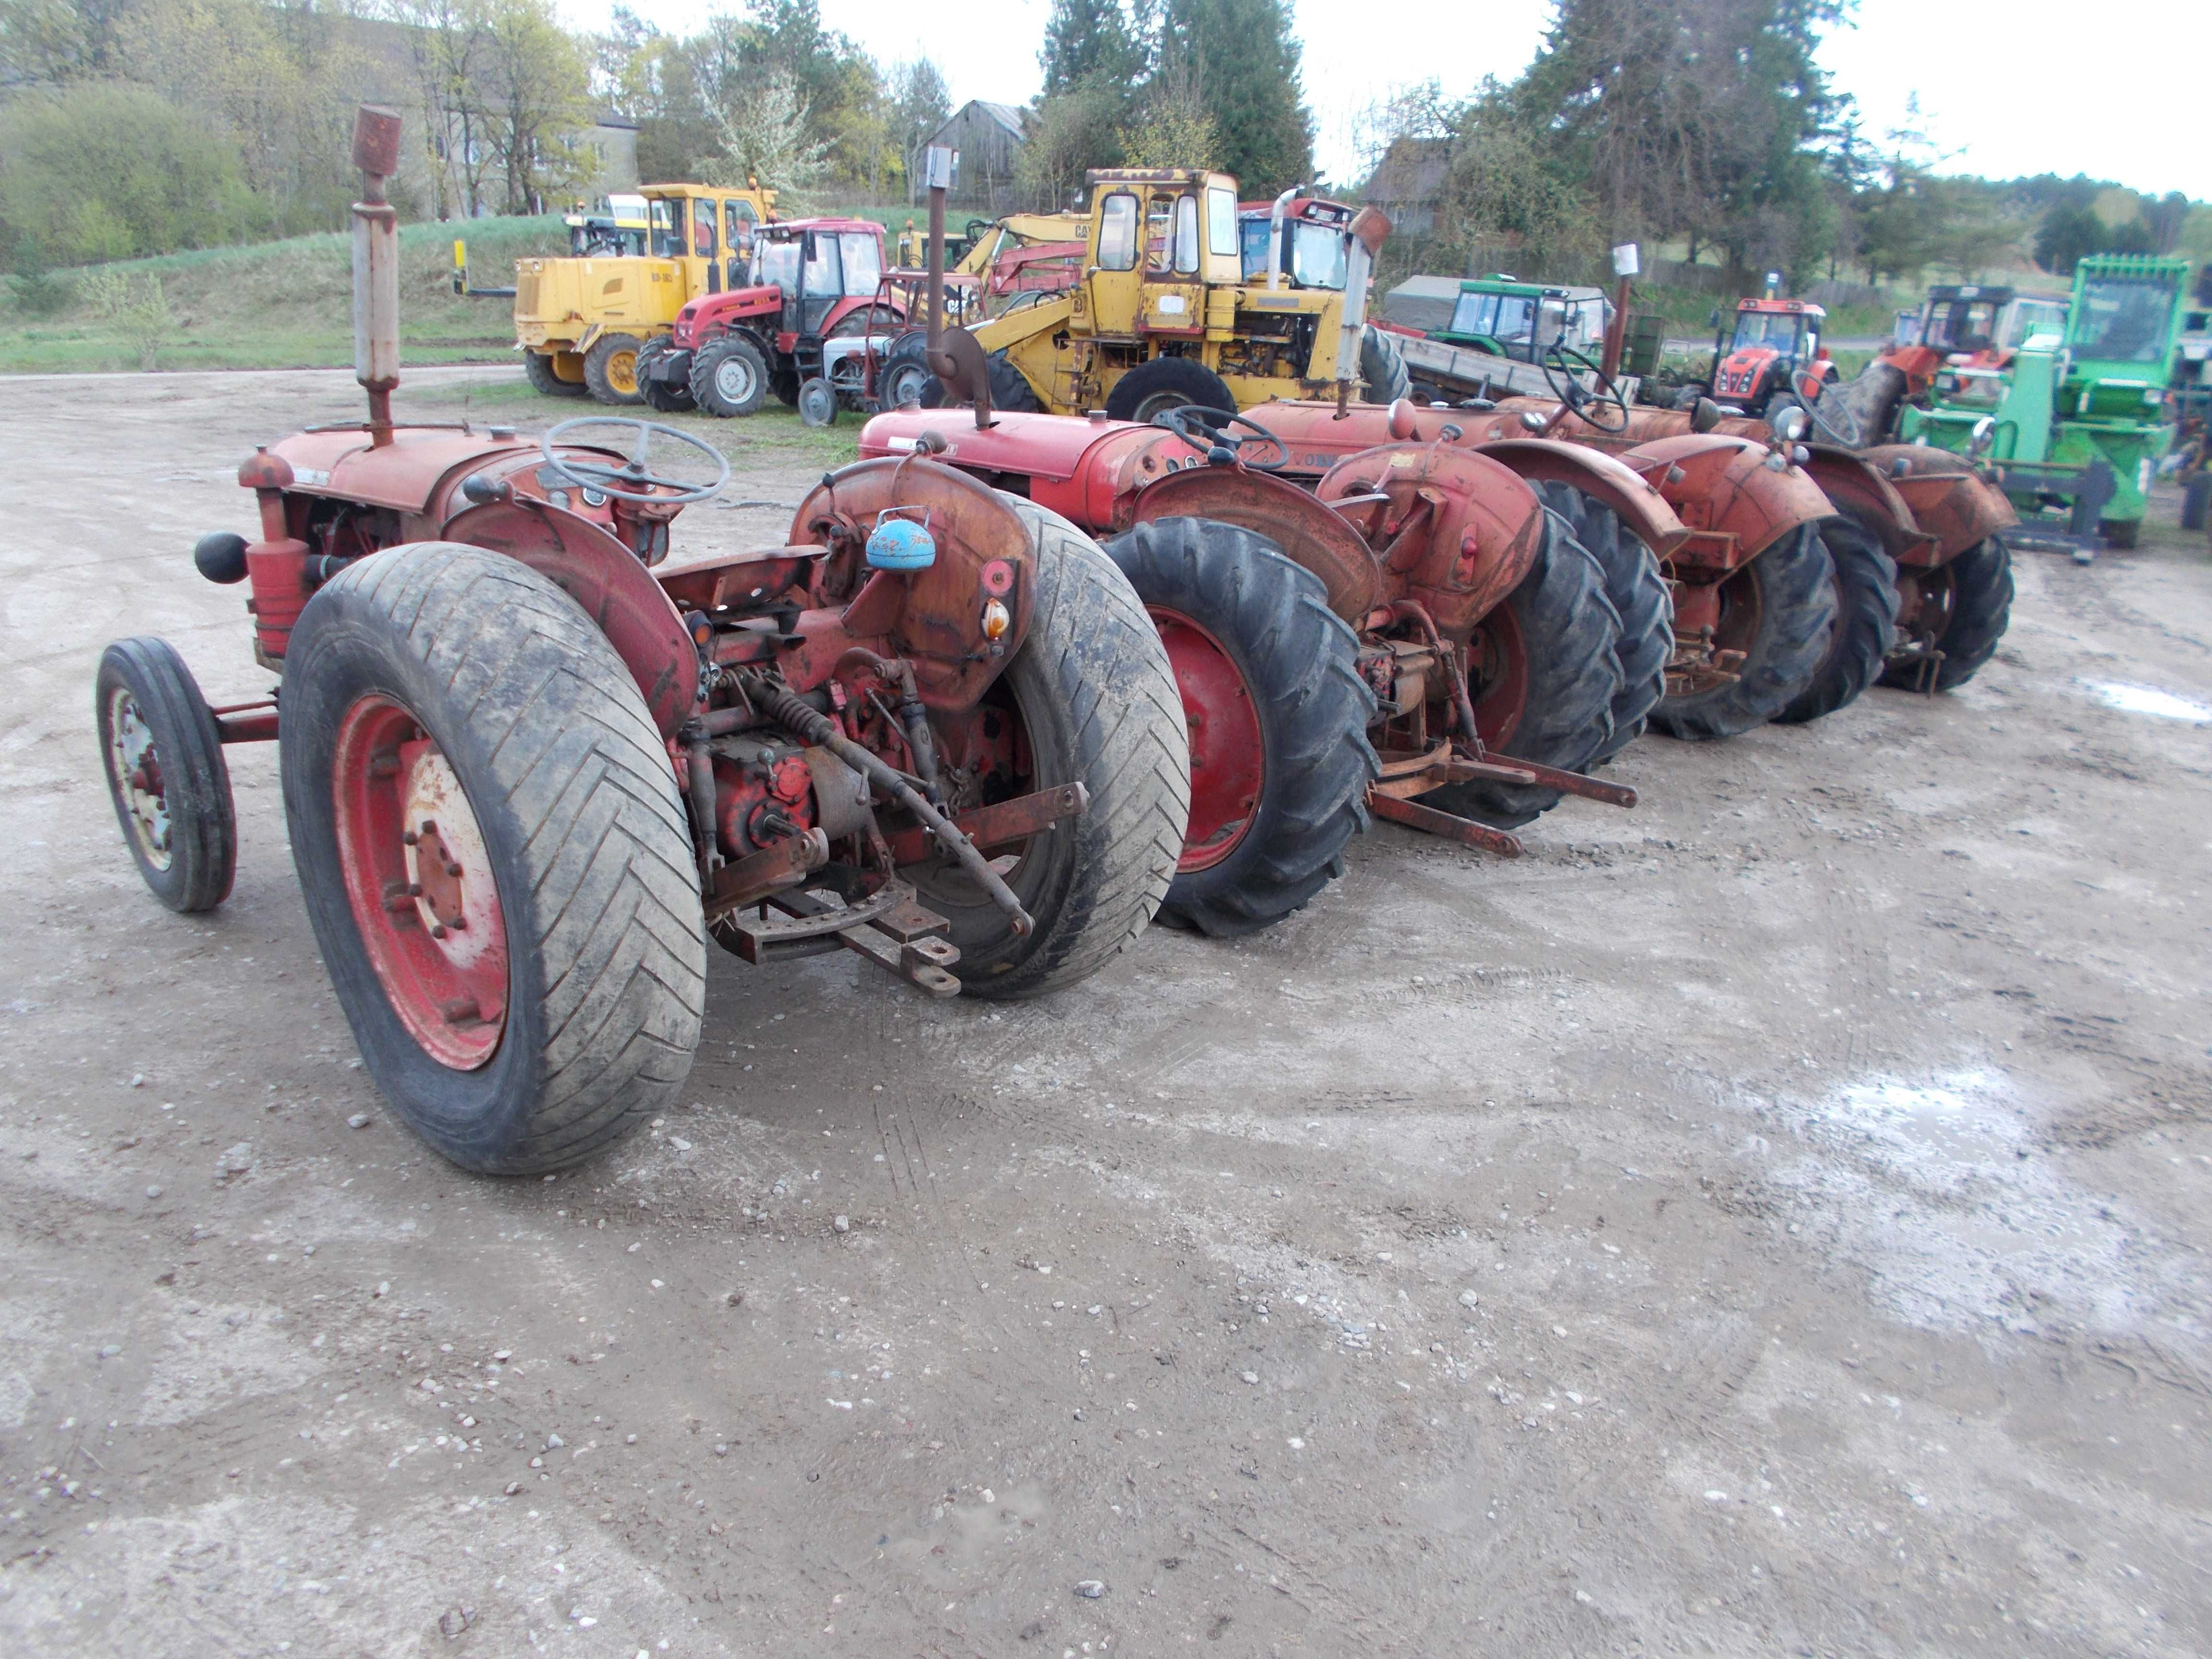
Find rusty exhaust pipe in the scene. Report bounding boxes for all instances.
[350,104,403,446]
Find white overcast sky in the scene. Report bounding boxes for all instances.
[562,0,2204,201]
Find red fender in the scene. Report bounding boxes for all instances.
[1615,433,1833,573]
[1796,446,1941,565]
[1468,439,1689,559]
[1859,445,2018,565]
[440,500,698,736]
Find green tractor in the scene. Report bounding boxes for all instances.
[1897,255,2189,548]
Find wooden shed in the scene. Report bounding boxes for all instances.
[926,101,1031,211]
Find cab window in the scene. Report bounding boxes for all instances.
[1145,196,1176,273]
[803,231,842,297]
[693,199,716,258]
[724,199,757,252]
[1206,187,1238,259]
[649,198,681,258]
[1096,192,1139,271]
[1449,291,1498,337]
[839,231,882,297]
[1173,194,1200,275]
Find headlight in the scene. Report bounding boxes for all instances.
[1771,404,1808,443]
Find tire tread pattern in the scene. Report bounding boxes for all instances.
[1651,523,1836,740]
[1777,514,1899,723]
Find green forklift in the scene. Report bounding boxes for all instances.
[1898,255,2188,548]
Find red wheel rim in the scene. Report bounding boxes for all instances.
[1151,606,1264,873]
[1465,605,1530,750]
[332,696,510,1070]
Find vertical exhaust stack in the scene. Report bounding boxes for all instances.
[1333,206,1391,417]
[350,104,404,446]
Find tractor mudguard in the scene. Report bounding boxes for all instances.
[1615,433,1833,574]
[857,407,1206,533]
[1469,439,1689,560]
[1131,464,1384,622]
[1312,442,1545,639]
[781,458,1039,712]
[1859,444,2019,565]
[1796,446,1941,565]
[441,499,699,736]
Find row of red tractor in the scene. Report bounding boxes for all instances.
[94,110,2021,1177]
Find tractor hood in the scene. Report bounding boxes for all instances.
[258,427,543,515]
[858,409,1206,533]
[1715,346,1779,400]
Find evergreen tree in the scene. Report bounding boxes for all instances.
[1155,0,1311,192]
[1039,0,1140,94]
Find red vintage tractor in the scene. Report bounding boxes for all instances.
[859,397,1684,935]
[638,217,902,422]
[93,109,1189,1175]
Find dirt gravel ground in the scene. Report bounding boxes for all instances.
[2,366,2210,1658]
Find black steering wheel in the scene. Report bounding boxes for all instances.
[1539,344,1631,434]
[1150,404,1290,471]
[540,416,731,504]
[1794,374,1867,447]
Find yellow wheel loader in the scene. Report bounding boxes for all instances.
[945,169,1396,421]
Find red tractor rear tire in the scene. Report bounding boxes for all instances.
[1426,508,1625,830]
[1777,515,1899,723]
[1877,535,2013,693]
[1103,517,1378,936]
[902,499,1190,995]
[1651,524,1837,740]
[279,543,707,1174]
[96,637,236,913]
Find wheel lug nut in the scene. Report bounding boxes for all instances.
[407,882,423,898]
[430,923,447,940]
[444,861,462,878]
[402,830,419,846]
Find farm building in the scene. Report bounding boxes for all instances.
[926,101,1032,211]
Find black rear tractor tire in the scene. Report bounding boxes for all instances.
[1651,524,1837,740]
[1776,515,1899,723]
[688,334,769,418]
[919,349,1043,414]
[2099,517,2140,550]
[903,498,1190,997]
[524,350,588,398]
[583,332,648,405]
[1424,507,1624,830]
[1105,356,1236,424]
[1358,325,1411,404]
[1879,536,2013,693]
[1102,517,1379,936]
[874,331,933,409]
[1536,483,1671,761]
[280,542,707,1174]
[96,637,236,914]
[636,338,695,413]
[771,367,801,408]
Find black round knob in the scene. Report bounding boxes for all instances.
[192,531,249,585]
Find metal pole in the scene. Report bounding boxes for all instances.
[349,105,404,447]
[1602,242,1638,381]
[924,144,954,358]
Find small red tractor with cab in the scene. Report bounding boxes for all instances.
[639,217,901,422]
[1686,295,1837,421]
[94,109,1189,1175]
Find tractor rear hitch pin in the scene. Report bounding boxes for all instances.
[738,670,1034,936]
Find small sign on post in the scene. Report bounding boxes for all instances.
[1611,242,1640,277]
[924,145,958,193]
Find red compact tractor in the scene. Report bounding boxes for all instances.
[860,396,1683,935]
[93,109,1189,1175]
[639,217,901,422]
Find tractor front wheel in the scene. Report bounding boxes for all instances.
[689,335,769,417]
[874,332,933,410]
[280,543,707,1174]
[96,637,236,913]
[1104,517,1378,936]
[1105,357,1234,424]
[637,338,696,413]
[583,333,648,405]
[1651,524,1837,740]
[1776,515,1899,723]
[1427,508,1625,830]
[902,499,1190,997]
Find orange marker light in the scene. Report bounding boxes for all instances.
[981,599,1011,641]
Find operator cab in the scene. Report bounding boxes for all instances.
[1727,300,1822,361]
[1236,197,1353,290]
[1440,276,1609,363]
[750,219,886,337]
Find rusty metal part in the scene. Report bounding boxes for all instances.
[1613,434,1833,573]
[1861,444,2020,563]
[682,723,719,878]
[211,697,280,744]
[349,105,404,447]
[800,745,874,840]
[880,782,1089,866]
[1465,439,1689,559]
[737,669,1034,937]
[836,648,941,798]
[1795,447,1941,565]
[702,829,831,921]
[1367,792,1523,856]
[720,878,962,997]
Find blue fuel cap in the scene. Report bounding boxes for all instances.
[866,516,937,571]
